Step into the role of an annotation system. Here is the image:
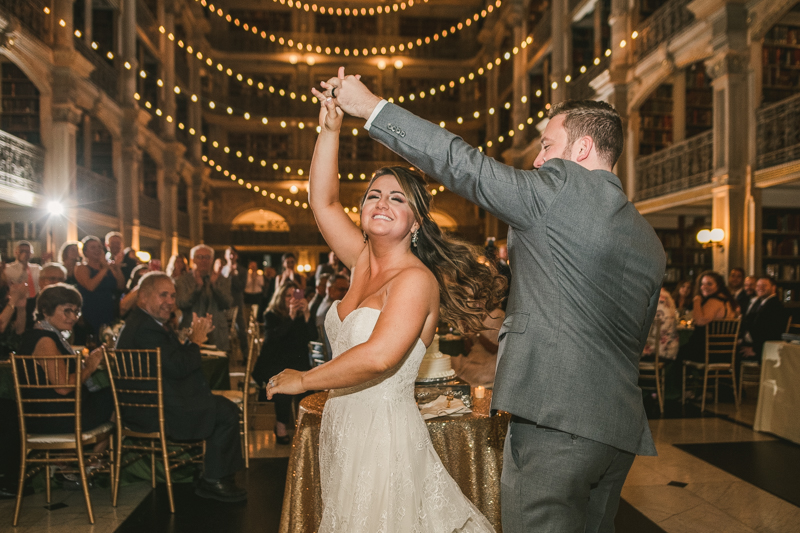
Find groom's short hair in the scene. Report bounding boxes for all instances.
[548,100,624,169]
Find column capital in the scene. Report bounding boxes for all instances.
[51,103,83,125]
[705,51,748,80]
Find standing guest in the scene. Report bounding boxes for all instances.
[38,263,67,289]
[252,282,317,444]
[314,251,340,286]
[737,275,757,315]
[74,236,126,335]
[119,264,149,318]
[104,232,138,283]
[274,252,306,292]
[728,267,746,312]
[119,248,141,283]
[327,72,665,532]
[116,272,246,502]
[58,241,82,286]
[166,254,189,280]
[678,271,737,364]
[0,261,28,357]
[5,241,42,329]
[176,245,233,351]
[243,261,264,328]
[221,247,248,355]
[315,274,350,358]
[309,273,329,320]
[259,266,277,320]
[672,280,695,316]
[740,276,786,362]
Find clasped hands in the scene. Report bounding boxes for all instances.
[311,66,382,132]
[188,312,215,345]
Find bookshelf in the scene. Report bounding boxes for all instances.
[762,207,800,307]
[762,24,800,104]
[658,223,712,288]
[639,84,673,156]
[685,62,712,139]
[0,63,41,145]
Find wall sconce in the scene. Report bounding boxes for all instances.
[697,228,725,250]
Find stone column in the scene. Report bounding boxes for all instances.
[119,0,140,247]
[46,104,82,250]
[608,0,632,195]
[550,0,568,104]
[510,1,529,156]
[161,2,177,140]
[695,0,750,274]
[163,142,186,259]
[625,109,640,200]
[672,70,686,143]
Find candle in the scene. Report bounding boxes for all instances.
[474,386,485,399]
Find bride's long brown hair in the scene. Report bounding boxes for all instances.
[361,167,506,333]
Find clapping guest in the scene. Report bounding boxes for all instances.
[58,241,82,286]
[274,252,306,292]
[175,245,233,351]
[252,282,317,444]
[672,280,695,316]
[221,247,248,354]
[0,261,28,358]
[5,241,42,329]
[166,254,189,280]
[74,236,126,335]
[38,263,68,289]
[119,265,149,318]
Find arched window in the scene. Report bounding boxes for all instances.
[231,209,290,232]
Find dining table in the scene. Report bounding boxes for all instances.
[753,341,800,444]
[279,389,510,533]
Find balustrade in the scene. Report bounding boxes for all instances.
[0,0,49,42]
[756,93,800,170]
[76,167,117,217]
[0,129,44,194]
[74,37,119,101]
[634,130,713,202]
[567,56,610,101]
[633,0,695,62]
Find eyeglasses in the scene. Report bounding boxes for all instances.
[62,308,82,319]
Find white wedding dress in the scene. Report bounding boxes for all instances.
[318,301,495,533]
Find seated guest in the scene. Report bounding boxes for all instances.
[740,276,786,362]
[17,284,113,435]
[176,245,233,351]
[39,262,67,289]
[253,282,318,444]
[642,288,680,361]
[672,280,695,316]
[727,267,745,311]
[737,275,757,315]
[678,271,737,364]
[115,272,246,502]
[314,274,350,358]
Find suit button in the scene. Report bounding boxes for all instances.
[400,131,406,137]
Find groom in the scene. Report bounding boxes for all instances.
[325,69,665,533]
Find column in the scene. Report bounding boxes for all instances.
[46,104,82,251]
[608,0,632,194]
[120,0,140,248]
[510,1,529,156]
[161,2,177,141]
[625,109,640,199]
[697,0,750,274]
[53,0,74,50]
[550,0,568,104]
[672,70,686,143]
[163,142,187,259]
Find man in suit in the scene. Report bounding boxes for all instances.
[737,275,756,315]
[326,70,665,533]
[740,276,786,362]
[116,272,246,502]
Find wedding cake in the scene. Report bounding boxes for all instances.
[416,335,456,382]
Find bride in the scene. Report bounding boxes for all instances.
[266,85,505,532]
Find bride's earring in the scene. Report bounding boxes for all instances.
[411,229,419,248]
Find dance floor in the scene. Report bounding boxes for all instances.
[2,393,799,532]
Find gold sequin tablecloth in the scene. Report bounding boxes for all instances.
[279,390,510,533]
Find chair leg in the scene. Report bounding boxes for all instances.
[243,407,249,469]
[701,367,709,413]
[108,435,116,504]
[160,436,175,514]
[113,433,123,507]
[681,364,687,406]
[45,451,51,504]
[76,444,95,524]
[150,440,156,489]
[654,366,664,415]
[13,450,27,526]
[714,376,719,405]
[731,367,739,409]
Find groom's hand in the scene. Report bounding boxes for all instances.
[321,66,382,120]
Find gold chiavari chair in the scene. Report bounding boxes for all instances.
[10,352,115,526]
[104,348,204,513]
[212,335,261,468]
[785,316,800,335]
[682,318,741,412]
[639,319,665,414]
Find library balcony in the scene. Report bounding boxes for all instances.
[0,0,50,43]
[138,194,162,230]
[632,0,696,62]
[75,167,117,218]
[0,128,44,201]
[757,93,800,171]
[634,130,713,203]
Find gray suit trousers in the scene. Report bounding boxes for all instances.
[501,418,635,533]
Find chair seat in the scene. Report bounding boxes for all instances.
[683,360,732,370]
[639,361,664,371]
[27,421,115,444]
[212,389,243,404]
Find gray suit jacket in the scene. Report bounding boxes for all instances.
[369,103,665,455]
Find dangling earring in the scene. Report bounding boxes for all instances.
[363,232,368,243]
[411,229,419,248]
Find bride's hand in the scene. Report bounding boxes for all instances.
[311,87,343,133]
[266,370,306,399]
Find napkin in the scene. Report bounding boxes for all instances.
[201,349,228,358]
[419,395,472,420]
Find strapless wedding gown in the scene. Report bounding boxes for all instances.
[318,301,495,533]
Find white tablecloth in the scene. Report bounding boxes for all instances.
[753,341,800,444]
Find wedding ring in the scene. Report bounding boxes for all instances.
[331,87,337,98]
[269,379,275,387]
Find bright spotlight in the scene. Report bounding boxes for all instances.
[47,201,64,216]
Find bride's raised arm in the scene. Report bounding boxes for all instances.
[308,89,365,269]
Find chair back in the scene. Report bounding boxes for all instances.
[705,318,741,365]
[11,352,82,438]
[104,349,165,435]
[786,316,800,335]
[646,318,662,362]
[245,336,261,392]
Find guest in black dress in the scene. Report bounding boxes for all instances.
[678,271,738,364]
[17,283,113,435]
[252,282,317,444]
[672,280,695,316]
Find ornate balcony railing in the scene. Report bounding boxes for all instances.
[203,223,328,246]
[139,194,161,229]
[136,0,161,47]
[206,31,480,60]
[567,56,610,100]
[633,0,695,62]
[177,211,190,238]
[0,0,49,42]
[0,129,44,195]
[76,167,117,217]
[74,37,119,101]
[756,93,800,170]
[532,9,552,47]
[634,130,713,202]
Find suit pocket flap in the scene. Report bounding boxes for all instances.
[499,313,530,338]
